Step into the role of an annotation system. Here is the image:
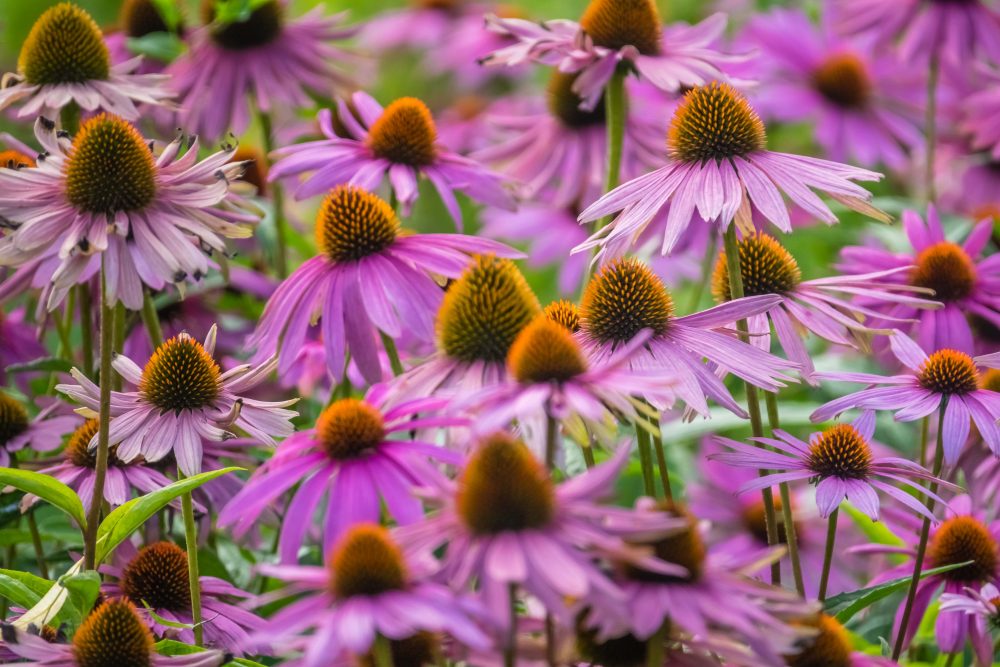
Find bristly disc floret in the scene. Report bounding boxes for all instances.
[66,419,124,468]
[508,316,588,384]
[19,3,110,85]
[139,334,221,412]
[121,542,191,611]
[579,0,662,55]
[315,399,386,460]
[929,516,999,583]
[457,433,555,534]
[812,53,871,109]
[668,82,767,164]
[910,241,977,302]
[204,0,284,50]
[547,72,606,128]
[543,300,581,333]
[582,258,673,344]
[0,150,35,170]
[436,255,540,363]
[712,233,801,301]
[784,614,853,667]
[315,186,399,262]
[71,599,155,667]
[918,349,980,395]
[0,390,29,447]
[330,524,409,599]
[805,424,873,480]
[367,98,438,167]
[64,114,157,214]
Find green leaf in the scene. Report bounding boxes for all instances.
[12,560,83,630]
[149,0,181,31]
[155,640,266,666]
[60,571,101,623]
[126,33,186,63]
[0,468,86,530]
[6,357,73,374]
[0,571,44,610]
[95,468,240,563]
[145,602,196,629]
[824,560,972,623]
[212,0,271,24]
[841,504,907,566]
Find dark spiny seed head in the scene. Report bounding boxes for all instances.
[457,432,555,534]
[812,53,871,109]
[330,524,409,599]
[0,391,29,447]
[71,599,154,667]
[929,515,999,583]
[139,334,221,412]
[121,542,190,611]
[120,0,180,38]
[367,98,438,166]
[508,316,588,384]
[64,114,157,214]
[314,186,399,262]
[742,494,789,544]
[66,419,124,468]
[204,0,283,50]
[360,633,439,667]
[547,71,605,128]
[918,349,979,395]
[19,3,110,85]
[625,501,705,584]
[806,424,873,480]
[0,150,35,170]
[232,146,266,195]
[436,255,540,363]
[581,258,673,344]
[910,241,977,302]
[784,614,852,667]
[543,299,581,333]
[712,233,801,301]
[668,82,766,163]
[315,399,385,460]
[579,0,662,55]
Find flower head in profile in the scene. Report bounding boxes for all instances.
[219,385,463,562]
[268,92,514,225]
[257,523,490,667]
[0,598,227,667]
[0,115,258,311]
[0,3,171,119]
[782,613,899,667]
[169,0,361,141]
[576,82,887,257]
[247,186,519,385]
[940,582,1000,667]
[0,391,77,468]
[714,411,951,521]
[57,326,297,476]
[482,0,743,110]
[811,331,1000,464]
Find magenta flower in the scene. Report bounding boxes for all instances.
[811,331,1000,464]
[256,523,490,666]
[0,4,170,120]
[838,206,999,355]
[0,115,257,311]
[219,385,463,562]
[0,393,76,468]
[247,185,519,384]
[169,1,360,141]
[713,411,950,521]
[268,92,514,225]
[0,307,45,388]
[57,326,297,476]
[482,3,742,110]
[576,82,886,256]
[962,66,1000,160]
[743,8,922,170]
[939,582,1000,667]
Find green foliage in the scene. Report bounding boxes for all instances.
[0,468,87,531]
[824,560,970,623]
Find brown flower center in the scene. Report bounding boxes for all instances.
[72,599,155,667]
[508,316,588,384]
[981,369,1000,393]
[0,391,29,448]
[205,0,284,50]
[910,241,976,302]
[712,233,801,301]
[139,334,221,412]
[19,3,110,85]
[121,542,190,611]
[812,53,871,109]
[232,146,267,196]
[543,300,581,333]
[66,419,123,468]
[918,349,980,395]
[315,399,385,460]
[929,515,999,583]
[582,258,673,344]
[806,424,873,480]
[120,0,180,38]
[579,0,662,55]
[314,186,399,262]
[668,82,766,164]
[330,524,409,599]
[627,502,706,584]
[367,98,438,167]
[784,614,853,667]
[0,150,35,170]
[742,495,790,544]
[547,72,606,128]
[361,633,439,667]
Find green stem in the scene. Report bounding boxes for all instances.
[651,423,673,502]
[635,424,657,497]
[545,412,559,472]
[892,399,948,660]
[544,614,557,667]
[585,69,627,285]
[924,54,939,205]
[140,288,164,351]
[581,441,596,469]
[380,332,405,376]
[646,621,668,667]
[83,259,114,571]
[818,508,838,602]
[764,391,804,596]
[79,284,94,378]
[372,635,395,667]
[723,226,781,585]
[59,102,80,135]
[686,231,719,312]
[26,511,48,580]
[260,111,289,279]
[181,489,203,646]
[504,584,518,667]
[112,303,126,391]
[943,651,957,667]
[918,415,930,468]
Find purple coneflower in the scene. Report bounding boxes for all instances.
[711,232,939,381]
[811,331,1000,464]
[0,598,226,667]
[101,541,262,654]
[939,582,1000,667]
[0,392,76,468]
[0,3,170,120]
[837,206,999,355]
[257,523,490,666]
[0,307,45,388]
[0,114,258,311]
[482,1,740,110]
[268,92,514,224]
[56,326,297,476]
[169,0,359,141]
[105,0,185,75]
[782,613,899,667]
[247,185,518,384]
[576,82,887,256]
[714,411,949,520]
[219,385,462,562]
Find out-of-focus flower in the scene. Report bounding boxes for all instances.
[0,308,45,388]
[105,0,186,74]
[939,582,1000,667]
[0,391,76,468]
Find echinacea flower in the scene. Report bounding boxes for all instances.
[0,114,258,311]
[576,82,887,256]
[0,307,45,388]
[578,258,796,417]
[102,541,263,654]
[257,523,490,666]
[837,206,999,355]
[0,3,171,120]
[247,185,519,384]
[962,66,1000,160]
[782,613,899,667]
[57,326,297,476]
[169,0,360,141]
[0,598,227,667]
[711,232,939,381]
[105,0,185,75]
[713,411,949,520]
[482,0,741,110]
[268,92,514,225]
[811,331,1000,464]
[219,386,462,562]
[939,582,1000,667]
[743,8,922,170]
[0,391,77,468]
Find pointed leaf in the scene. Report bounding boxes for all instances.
[0,571,44,610]
[5,357,73,374]
[0,468,86,530]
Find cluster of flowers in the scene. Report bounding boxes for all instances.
[0,0,997,665]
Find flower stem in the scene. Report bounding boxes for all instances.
[78,284,94,378]
[764,391,804,596]
[83,258,114,571]
[59,102,80,135]
[545,412,559,472]
[585,68,627,284]
[818,507,838,602]
[651,427,673,502]
[181,488,204,646]
[581,439,596,468]
[380,332,405,376]
[924,53,939,205]
[635,424,657,497]
[892,399,948,660]
[918,415,930,468]
[504,584,518,667]
[26,511,48,580]
[372,635,395,667]
[140,288,163,351]
[646,621,668,667]
[260,111,289,279]
[686,231,719,313]
[723,225,781,585]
